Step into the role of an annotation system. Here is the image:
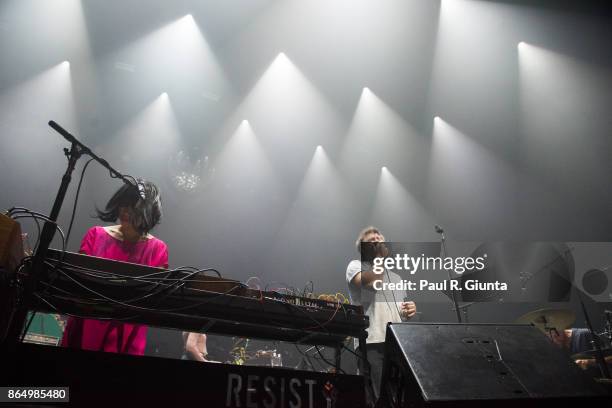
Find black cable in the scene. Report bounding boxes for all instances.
[44,262,178,311]
[38,258,240,330]
[7,208,58,253]
[138,268,210,308]
[381,268,403,320]
[66,158,94,247]
[170,266,222,278]
[19,311,37,342]
[341,342,367,365]
[7,209,41,253]
[314,345,345,374]
[42,259,240,313]
[44,260,192,306]
[12,213,67,303]
[44,260,336,336]
[48,263,230,288]
[298,344,342,372]
[38,257,347,358]
[11,213,66,254]
[13,256,33,278]
[45,262,243,313]
[8,207,54,219]
[117,267,226,305]
[294,344,325,372]
[30,217,41,254]
[38,280,105,303]
[119,173,137,184]
[39,263,353,372]
[34,293,139,321]
[43,257,226,287]
[43,261,165,303]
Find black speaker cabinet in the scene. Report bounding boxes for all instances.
[380,323,608,407]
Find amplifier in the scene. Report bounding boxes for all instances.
[379,323,607,407]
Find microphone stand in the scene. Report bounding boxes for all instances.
[436,225,462,323]
[457,301,476,323]
[1,121,132,348]
[295,345,316,371]
[605,310,612,345]
[577,292,611,379]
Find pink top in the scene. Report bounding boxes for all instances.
[60,226,168,355]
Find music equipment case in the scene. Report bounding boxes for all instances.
[379,323,608,407]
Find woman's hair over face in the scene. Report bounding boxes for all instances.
[96,179,162,235]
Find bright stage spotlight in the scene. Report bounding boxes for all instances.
[339,86,425,189]
[211,50,343,173]
[371,165,434,240]
[428,116,516,234]
[0,61,80,200]
[97,92,182,170]
[212,120,285,222]
[108,12,228,99]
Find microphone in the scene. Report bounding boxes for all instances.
[48,120,134,187]
[49,120,80,146]
[434,225,444,234]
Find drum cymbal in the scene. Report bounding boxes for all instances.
[572,348,612,360]
[515,308,576,333]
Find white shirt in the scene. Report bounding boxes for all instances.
[346,259,403,344]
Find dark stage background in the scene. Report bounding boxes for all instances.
[1,0,611,350]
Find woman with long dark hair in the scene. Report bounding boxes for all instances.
[61,179,168,355]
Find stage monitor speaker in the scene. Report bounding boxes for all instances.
[380,323,608,407]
